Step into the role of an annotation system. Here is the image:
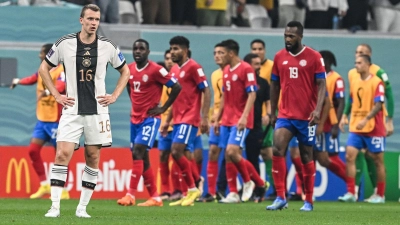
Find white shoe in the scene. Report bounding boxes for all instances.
[366,195,385,204]
[76,208,91,218]
[241,181,255,202]
[44,206,60,218]
[364,194,378,202]
[219,192,240,203]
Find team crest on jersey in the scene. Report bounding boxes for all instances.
[299,59,307,67]
[82,58,91,67]
[224,74,228,78]
[232,74,238,81]
[179,71,185,78]
[142,74,149,82]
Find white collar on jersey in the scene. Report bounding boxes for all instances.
[136,62,149,72]
[179,58,190,68]
[289,46,306,57]
[229,62,241,72]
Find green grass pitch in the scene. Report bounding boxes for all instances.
[0,199,399,225]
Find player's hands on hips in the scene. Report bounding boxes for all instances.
[331,124,339,139]
[160,122,170,137]
[270,114,277,128]
[9,78,19,89]
[308,111,320,126]
[386,118,394,136]
[237,116,247,131]
[339,115,348,133]
[97,94,117,107]
[55,94,75,108]
[200,117,209,134]
[147,106,165,117]
[356,118,368,130]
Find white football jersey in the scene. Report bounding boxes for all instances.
[45,32,126,115]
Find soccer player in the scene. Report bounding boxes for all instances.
[266,21,326,211]
[117,39,181,207]
[161,36,211,206]
[158,49,182,200]
[250,39,275,197]
[10,44,69,200]
[343,44,394,201]
[243,53,271,202]
[214,39,257,203]
[338,54,386,204]
[39,4,130,218]
[198,43,226,202]
[314,51,346,182]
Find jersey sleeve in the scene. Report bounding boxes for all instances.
[244,66,258,93]
[109,45,126,70]
[19,72,38,85]
[374,82,385,103]
[193,65,209,90]
[156,66,177,88]
[334,77,345,98]
[45,44,61,68]
[314,52,326,79]
[271,54,280,81]
[376,68,394,117]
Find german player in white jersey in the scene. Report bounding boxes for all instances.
[39,4,130,218]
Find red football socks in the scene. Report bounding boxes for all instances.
[207,161,218,195]
[128,160,144,196]
[272,156,287,200]
[226,162,239,193]
[28,143,46,182]
[302,161,315,204]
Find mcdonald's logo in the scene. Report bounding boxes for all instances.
[6,158,31,194]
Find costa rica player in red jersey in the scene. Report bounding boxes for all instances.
[117,39,181,207]
[161,36,211,207]
[266,21,326,212]
[214,39,258,203]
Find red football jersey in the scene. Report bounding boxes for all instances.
[170,59,208,127]
[220,61,257,129]
[128,60,176,124]
[272,46,326,121]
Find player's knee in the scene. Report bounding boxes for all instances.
[171,149,183,160]
[55,149,71,163]
[160,151,170,162]
[272,146,284,157]
[318,157,330,167]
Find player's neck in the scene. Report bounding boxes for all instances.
[178,57,189,67]
[136,60,148,69]
[229,57,241,68]
[79,31,96,45]
[290,44,304,55]
[360,72,370,80]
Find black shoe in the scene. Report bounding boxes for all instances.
[253,186,267,203]
[196,193,216,202]
[216,190,226,201]
[160,192,171,200]
[169,190,183,201]
[288,192,303,201]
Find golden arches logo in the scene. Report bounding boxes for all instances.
[6,158,31,194]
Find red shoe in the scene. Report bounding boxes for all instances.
[117,194,136,206]
[137,198,163,207]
